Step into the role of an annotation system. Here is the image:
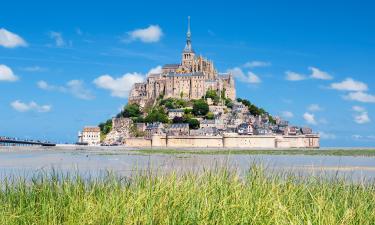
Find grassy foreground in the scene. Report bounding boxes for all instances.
[0,168,374,224]
[136,148,375,157]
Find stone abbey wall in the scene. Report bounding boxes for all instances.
[128,134,320,149]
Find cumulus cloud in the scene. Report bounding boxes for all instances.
[285,71,306,81]
[148,65,162,74]
[352,106,370,124]
[307,104,323,112]
[0,28,27,48]
[93,72,144,98]
[0,64,19,82]
[11,100,51,113]
[243,61,271,68]
[309,67,333,80]
[49,31,65,47]
[246,72,261,83]
[303,112,317,125]
[330,78,368,92]
[37,80,94,100]
[227,67,261,84]
[281,111,294,118]
[285,67,332,81]
[344,91,375,103]
[319,131,336,140]
[124,25,163,43]
[354,112,370,124]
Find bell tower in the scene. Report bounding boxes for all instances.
[182,16,195,71]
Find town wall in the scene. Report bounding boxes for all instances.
[223,134,276,148]
[124,134,320,148]
[165,135,223,148]
[123,138,151,147]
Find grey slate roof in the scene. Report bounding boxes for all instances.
[168,109,185,112]
[162,64,180,68]
[166,72,204,77]
[169,123,189,129]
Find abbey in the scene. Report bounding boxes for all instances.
[129,17,236,107]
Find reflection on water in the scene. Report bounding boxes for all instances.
[0,147,374,182]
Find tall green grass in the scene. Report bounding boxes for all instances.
[0,168,374,224]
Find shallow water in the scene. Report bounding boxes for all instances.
[0,146,374,182]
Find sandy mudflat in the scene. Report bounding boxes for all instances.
[0,145,374,182]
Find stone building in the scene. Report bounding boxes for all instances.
[129,17,236,107]
[145,122,165,139]
[167,123,190,136]
[168,109,185,119]
[78,126,101,146]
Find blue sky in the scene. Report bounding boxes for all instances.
[0,0,374,146]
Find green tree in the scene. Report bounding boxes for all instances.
[122,103,141,118]
[133,116,145,123]
[160,98,187,109]
[268,115,276,124]
[145,107,169,123]
[187,118,200,129]
[205,89,220,105]
[193,99,209,116]
[206,112,215,120]
[184,108,193,114]
[99,119,112,135]
[225,98,233,109]
[175,99,187,108]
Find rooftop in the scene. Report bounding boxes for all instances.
[83,127,100,132]
[169,123,189,129]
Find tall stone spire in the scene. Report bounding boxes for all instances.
[184,16,193,53]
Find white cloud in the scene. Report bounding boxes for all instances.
[354,112,370,124]
[22,66,47,72]
[319,131,336,140]
[148,65,162,74]
[309,67,333,80]
[11,100,51,113]
[0,28,27,48]
[307,104,323,112]
[352,105,365,112]
[93,72,144,98]
[37,80,94,100]
[285,67,333,81]
[49,31,65,47]
[330,78,368,92]
[37,80,61,91]
[303,112,317,125]
[227,67,261,84]
[246,72,261,83]
[285,71,306,81]
[352,106,370,124]
[125,25,163,43]
[66,80,94,100]
[281,111,294,118]
[0,64,19,82]
[344,91,375,103]
[243,61,271,68]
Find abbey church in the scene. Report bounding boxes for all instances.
[129,17,236,107]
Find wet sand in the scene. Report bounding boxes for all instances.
[0,146,374,182]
